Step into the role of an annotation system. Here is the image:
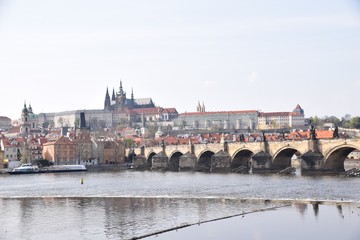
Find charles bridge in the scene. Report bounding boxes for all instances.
[127,137,360,173]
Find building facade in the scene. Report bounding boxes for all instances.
[257,104,305,130]
[42,136,77,165]
[174,110,258,130]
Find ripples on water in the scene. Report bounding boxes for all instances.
[0,170,359,239]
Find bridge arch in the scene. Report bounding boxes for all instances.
[324,144,358,171]
[272,146,302,169]
[146,152,157,167]
[168,151,183,171]
[231,149,254,170]
[197,150,215,172]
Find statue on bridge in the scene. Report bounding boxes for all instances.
[239,134,245,142]
[261,131,267,142]
[333,126,339,138]
[310,125,317,140]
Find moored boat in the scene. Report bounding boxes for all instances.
[43,164,87,173]
[8,163,39,174]
[8,164,87,175]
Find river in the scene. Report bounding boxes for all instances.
[0,164,359,239]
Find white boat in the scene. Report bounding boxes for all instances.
[8,164,87,175]
[45,165,87,173]
[9,164,39,174]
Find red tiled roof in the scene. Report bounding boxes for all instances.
[259,112,292,117]
[180,110,258,117]
[130,107,178,115]
[7,126,21,134]
[288,130,334,139]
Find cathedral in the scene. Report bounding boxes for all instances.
[104,81,155,111]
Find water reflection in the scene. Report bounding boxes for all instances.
[0,197,285,240]
[146,202,360,240]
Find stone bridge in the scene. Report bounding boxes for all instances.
[127,138,360,173]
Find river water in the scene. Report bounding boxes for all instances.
[0,165,359,239]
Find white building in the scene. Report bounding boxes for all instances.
[258,104,305,130]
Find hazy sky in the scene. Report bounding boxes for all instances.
[1,0,360,120]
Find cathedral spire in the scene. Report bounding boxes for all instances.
[104,87,111,110]
[112,88,116,101]
[197,101,201,112]
[119,80,124,95]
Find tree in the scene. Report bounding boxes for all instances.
[349,117,360,129]
[74,118,80,128]
[147,124,158,138]
[90,117,98,130]
[270,120,278,129]
[310,116,321,127]
[57,117,64,127]
[117,118,129,129]
[323,116,340,126]
[341,114,352,128]
[123,138,135,148]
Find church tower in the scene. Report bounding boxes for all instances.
[20,101,31,135]
[104,87,111,110]
[130,88,135,109]
[111,88,116,105]
[116,80,127,110]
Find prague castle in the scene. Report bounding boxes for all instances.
[15,81,305,133]
[31,81,178,130]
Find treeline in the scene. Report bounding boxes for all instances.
[310,114,360,129]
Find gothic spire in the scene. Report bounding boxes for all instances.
[197,101,201,112]
[104,87,111,110]
[119,80,124,95]
[112,88,116,101]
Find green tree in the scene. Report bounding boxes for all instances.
[117,118,129,129]
[123,138,135,148]
[349,117,360,129]
[323,116,340,126]
[57,117,64,127]
[341,114,352,128]
[74,118,80,128]
[310,116,321,127]
[147,124,158,138]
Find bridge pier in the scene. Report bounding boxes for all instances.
[133,155,149,170]
[151,152,168,170]
[179,152,196,171]
[211,150,231,173]
[300,150,325,172]
[251,151,273,173]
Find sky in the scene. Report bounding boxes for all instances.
[1,0,360,120]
